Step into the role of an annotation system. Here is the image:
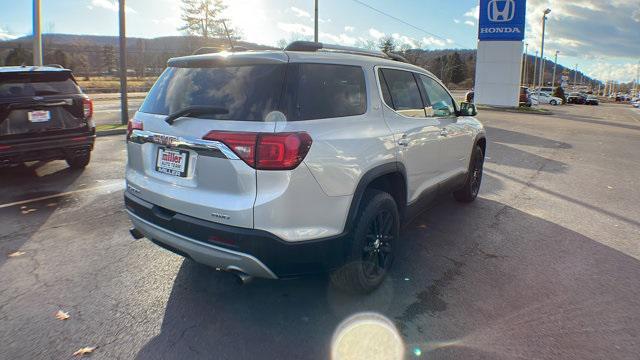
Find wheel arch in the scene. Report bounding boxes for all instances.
[343,162,407,233]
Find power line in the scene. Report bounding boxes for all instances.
[349,0,475,49]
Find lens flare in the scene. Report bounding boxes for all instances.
[331,312,404,360]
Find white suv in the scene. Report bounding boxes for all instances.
[125,42,486,293]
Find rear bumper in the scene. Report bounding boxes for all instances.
[0,133,95,166]
[125,191,348,279]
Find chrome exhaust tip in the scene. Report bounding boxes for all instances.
[227,268,253,285]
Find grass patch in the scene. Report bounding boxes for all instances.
[96,124,127,132]
[77,76,157,94]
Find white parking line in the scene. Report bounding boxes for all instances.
[0,182,125,209]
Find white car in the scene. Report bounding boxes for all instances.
[125,42,486,293]
[531,92,562,105]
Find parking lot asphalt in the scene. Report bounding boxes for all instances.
[1,103,639,359]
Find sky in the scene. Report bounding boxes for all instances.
[0,0,638,82]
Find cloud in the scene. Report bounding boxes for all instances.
[344,26,355,32]
[320,32,357,46]
[290,6,311,19]
[525,0,639,62]
[421,36,446,47]
[464,20,475,27]
[0,27,17,41]
[368,28,385,40]
[584,62,640,83]
[453,19,460,24]
[464,5,479,20]
[88,0,136,13]
[277,22,313,36]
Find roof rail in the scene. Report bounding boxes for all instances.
[284,41,408,63]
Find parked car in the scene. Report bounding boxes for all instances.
[0,66,95,168]
[125,42,486,293]
[531,92,562,105]
[567,92,587,104]
[585,95,599,105]
[520,87,532,107]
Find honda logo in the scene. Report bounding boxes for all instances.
[488,0,515,22]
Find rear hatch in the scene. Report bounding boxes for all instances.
[0,69,91,140]
[126,53,289,229]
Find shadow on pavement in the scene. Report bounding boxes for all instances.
[136,197,640,360]
[0,162,83,267]
[486,127,572,150]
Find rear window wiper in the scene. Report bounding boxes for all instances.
[165,106,229,125]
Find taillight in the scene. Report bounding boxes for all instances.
[127,119,143,140]
[82,98,93,119]
[202,131,312,170]
[203,131,258,167]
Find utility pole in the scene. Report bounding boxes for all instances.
[33,0,43,66]
[552,50,559,88]
[635,61,639,96]
[532,50,538,88]
[119,0,128,125]
[522,43,529,86]
[314,0,319,42]
[536,9,551,104]
[573,64,578,90]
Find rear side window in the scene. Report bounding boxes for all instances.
[0,72,80,98]
[140,64,286,121]
[378,68,425,118]
[289,64,366,121]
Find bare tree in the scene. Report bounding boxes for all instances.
[179,0,239,40]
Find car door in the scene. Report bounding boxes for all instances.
[418,74,474,181]
[377,67,443,204]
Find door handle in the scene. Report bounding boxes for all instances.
[398,135,409,147]
[440,129,449,137]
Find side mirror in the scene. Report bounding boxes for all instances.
[459,102,478,117]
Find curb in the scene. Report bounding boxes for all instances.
[478,106,554,116]
[96,129,127,137]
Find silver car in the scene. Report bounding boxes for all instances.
[125,42,486,293]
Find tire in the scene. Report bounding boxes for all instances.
[550,100,558,106]
[331,190,399,294]
[66,153,91,169]
[454,145,484,203]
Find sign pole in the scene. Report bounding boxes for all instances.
[119,0,129,126]
[33,0,43,66]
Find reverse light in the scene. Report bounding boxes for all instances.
[202,131,312,170]
[127,119,143,140]
[82,98,93,119]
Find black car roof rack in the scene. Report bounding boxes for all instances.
[284,41,408,63]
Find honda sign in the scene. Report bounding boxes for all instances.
[479,0,526,41]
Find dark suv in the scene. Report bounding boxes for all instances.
[0,66,95,169]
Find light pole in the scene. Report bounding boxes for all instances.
[314,0,318,42]
[573,64,578,89]
[535,8,551,105]
[552,50,559,88]
[119,0,128,125]
[532,50,538,88]
[522,43,529,86]
[33,0,43,66]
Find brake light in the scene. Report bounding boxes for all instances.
[127,119,143,140]
[82,98,93,119]
[0,145,12,152]
[202,131,312,170]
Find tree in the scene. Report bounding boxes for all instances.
[378,36,396,54]
[102,45,116,74]
[179,0,239,40]
[4,45,32,66]
[447,52,467,84]
[44,49,71,68]
[553,86,566,104]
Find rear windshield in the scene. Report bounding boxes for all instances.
[140,62,367,122]
[140,64,286,121]
[0,72,80,98]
